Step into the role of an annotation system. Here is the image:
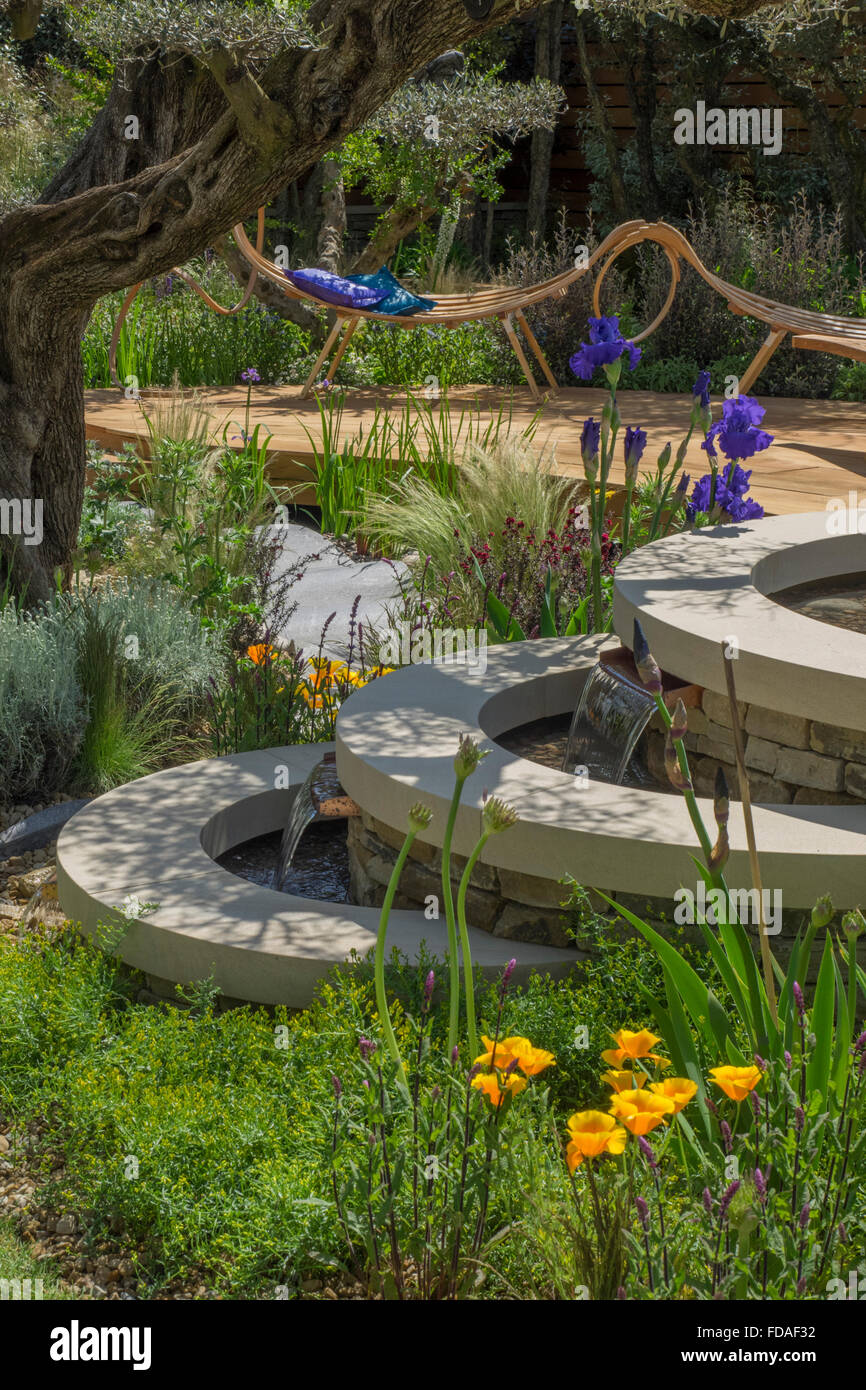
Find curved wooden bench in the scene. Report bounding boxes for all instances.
[110,212,649,401]
[591,220,866,393]
[111,213,866,403]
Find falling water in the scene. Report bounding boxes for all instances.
[274,756,348,891]
[275,767,318,890]
[562,662,657,785]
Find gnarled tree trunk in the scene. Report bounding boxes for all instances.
[0,0,534,604]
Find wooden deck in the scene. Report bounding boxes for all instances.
[83,384,866,515]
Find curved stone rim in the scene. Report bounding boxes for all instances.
[56,742,573,1008]
[612,512,866,731]
[335,635,866,909]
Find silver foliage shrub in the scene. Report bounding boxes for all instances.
[0,604,85,802]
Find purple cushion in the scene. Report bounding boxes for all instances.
[283,266,388,309]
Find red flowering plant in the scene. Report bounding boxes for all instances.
[458,508,619,640]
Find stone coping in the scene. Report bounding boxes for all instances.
[612,512,866,731]
[55,743,573,1008]
[335,636,866,909]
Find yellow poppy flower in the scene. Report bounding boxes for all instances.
[565,1110,628,1170]
[649,1077,698,1112]
[603,1069,647,1093]
[708,1065,763,1102]
[608,1089,676,1135]
[471,1070,527,1107]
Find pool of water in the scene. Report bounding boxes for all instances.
[216,820,351,902]
[496,714,664,790]
[771,572,866,636]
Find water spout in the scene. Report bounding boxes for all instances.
[562,661,657,785]
[275,754,359,891]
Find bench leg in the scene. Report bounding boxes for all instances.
[302,317,345,398]
[515,309,558,391]
[738,327,787,395]
[500,313,540,400]
[326,316,360,382]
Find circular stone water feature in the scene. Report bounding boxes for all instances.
[55,513,866,1003]
[770,571,866,636]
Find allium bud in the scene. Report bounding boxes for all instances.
[841,908,866,940]
[408,801,434,832]
[670,698,689,742]
[664,730,691,792]
[713,765,730,828]
[454,734,488,781]
[482,795,518,835]
[709,825,729,875]
[633,619,663,696]
[635,1195,650,1232]
[811,894,834,930]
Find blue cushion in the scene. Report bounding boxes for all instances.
[347,266,436,317]
[283,266,388,309]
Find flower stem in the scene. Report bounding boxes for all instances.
[441,774,468,1054]
[456,829,490,1061]
[653,691,721,882]
[374,828,418,1088]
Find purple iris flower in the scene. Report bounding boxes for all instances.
[624,425,647,484]
[706,395,773,461]
[693,369,711,409]
[241,367,261,384]
[685,461,764,523]
[580,416,601,464]
[569,315,642,381]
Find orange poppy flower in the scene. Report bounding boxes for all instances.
[603,1069,647,1093]
[708,1065,763,1102]
[649,1077,698,1113]
[608,1089,676,1135]
[471,1070,527,1106]
[565,1111,628,1170]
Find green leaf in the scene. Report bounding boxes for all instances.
[806,935,836,1103]
[540,566,558,638]
[600,893,735,1057]
[485,590,526,643]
